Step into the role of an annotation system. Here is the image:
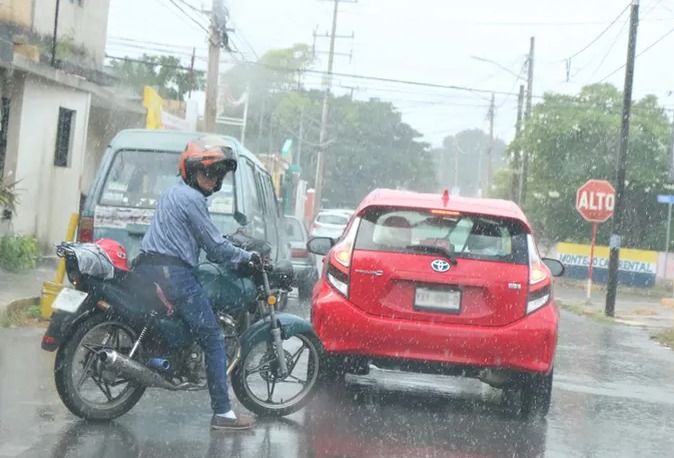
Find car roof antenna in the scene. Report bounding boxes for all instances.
[442,189,450,207]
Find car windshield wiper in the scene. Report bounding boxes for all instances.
[405,244,458,265]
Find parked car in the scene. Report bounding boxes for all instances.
[310,209,351,240]
[78,129,289,263]
[307,188,565,417]
[284,215,319,300]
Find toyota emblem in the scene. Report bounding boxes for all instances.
[431,259,450,273]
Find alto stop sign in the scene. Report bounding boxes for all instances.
[576,179,616,222]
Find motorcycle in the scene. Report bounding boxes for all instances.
[40,224,322,421]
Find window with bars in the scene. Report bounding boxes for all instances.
[54,107,76,168]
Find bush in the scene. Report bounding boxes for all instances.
[0,235,40,272]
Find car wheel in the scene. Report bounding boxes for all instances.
[298,280,313,301]
[518,369,553,418]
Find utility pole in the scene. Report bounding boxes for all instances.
[312,0,356,217]
[486,93,495,193]
[513,84,525,203]
[51,0,61,67]
[520,37,535,206]
[606,0,640,317]
[188,47,196,98]
[205,0,226,132]
[296,108,305,168]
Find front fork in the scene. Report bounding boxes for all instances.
[262,269,289,378]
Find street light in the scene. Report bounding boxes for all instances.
[471,55,526,81]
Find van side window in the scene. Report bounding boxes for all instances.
[242,161,261,212]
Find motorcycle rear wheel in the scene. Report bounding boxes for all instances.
[54,313,146,421]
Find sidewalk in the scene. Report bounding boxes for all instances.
[555,283,674,330]
[0,267,56,309]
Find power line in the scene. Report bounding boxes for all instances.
[561,3,631,64]
[173,0,206,16]
[599,26,674,82]
[166,0,209,34]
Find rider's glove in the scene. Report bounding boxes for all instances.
[249,251,262,269]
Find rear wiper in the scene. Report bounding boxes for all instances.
[405,244,458,265]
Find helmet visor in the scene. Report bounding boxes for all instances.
[203,159,237,179]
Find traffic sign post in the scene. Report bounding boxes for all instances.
[657,194,674,296]
[576,180,616,302]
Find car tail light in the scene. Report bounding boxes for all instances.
[78,216,94,242]
[326,217,360,297]
[526,234,551,314]
[291,247,309,258]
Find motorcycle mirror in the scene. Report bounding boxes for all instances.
[234,211,249,227]
[542,258,565,277]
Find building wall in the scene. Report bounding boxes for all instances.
[32,0,111,67]
[8,74,90,248]
[0,0,31,28]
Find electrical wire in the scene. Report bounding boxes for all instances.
[560,3,631,64]
[166,0,209,34]
[599,26,674,82]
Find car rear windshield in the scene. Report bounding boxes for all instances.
[285,217,305,242]
[317,213,349,225]
[99,149,235,214]
[354,207,529,264]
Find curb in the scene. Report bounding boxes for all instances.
[661,298,674,308]
[1,296,40,313]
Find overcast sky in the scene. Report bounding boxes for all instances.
[107,0,674,147]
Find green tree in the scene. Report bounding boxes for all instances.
[218,45,438,208]
[506,83,671,249]
[109,54,204,101]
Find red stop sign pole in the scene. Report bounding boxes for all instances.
[576,180,616,302]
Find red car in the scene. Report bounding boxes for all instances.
[307,189,564,417]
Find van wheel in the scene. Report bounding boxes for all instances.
[517,369,553,418]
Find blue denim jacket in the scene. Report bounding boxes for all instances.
[141,181,251,269]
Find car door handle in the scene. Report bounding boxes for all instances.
[355,269,383,276]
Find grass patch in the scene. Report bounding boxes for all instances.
[558,301,617,325]
[652,329,674,350]
[0,299,45,328]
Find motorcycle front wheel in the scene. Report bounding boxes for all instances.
[231,331,321,417]
[54,313,146,421]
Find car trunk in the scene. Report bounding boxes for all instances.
[349,252,529,327]
[346,206,531,327]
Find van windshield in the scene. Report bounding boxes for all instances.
[99,149,235,215]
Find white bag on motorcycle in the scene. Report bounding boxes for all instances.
[68,243,116,280]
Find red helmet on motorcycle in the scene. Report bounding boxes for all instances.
[95,238,129,271]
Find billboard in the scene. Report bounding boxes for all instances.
[557,242,657,287]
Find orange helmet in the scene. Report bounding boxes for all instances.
[179,135,238,185]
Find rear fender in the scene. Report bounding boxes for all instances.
[41,308,97,352]
[239,313,315,357]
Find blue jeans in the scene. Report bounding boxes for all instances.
[133,264,231,414]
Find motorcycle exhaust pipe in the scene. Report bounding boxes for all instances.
[98,350,179,391]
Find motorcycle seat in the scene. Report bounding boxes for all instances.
[113,271,177,318]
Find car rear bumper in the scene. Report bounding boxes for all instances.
[311,285,559,374]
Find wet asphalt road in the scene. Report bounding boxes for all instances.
[1,296,674,458]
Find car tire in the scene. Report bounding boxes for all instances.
[518,369,553,418]
[298,280,313,301]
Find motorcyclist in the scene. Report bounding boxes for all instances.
[132,135,258,431]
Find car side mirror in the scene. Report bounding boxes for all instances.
[307,237,335,256]
[542,258,565,277]
[234,211,249,227]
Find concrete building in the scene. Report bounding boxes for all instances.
[0,0,144,248]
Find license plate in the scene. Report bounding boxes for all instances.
[52,288,88,313]
[414,287,461,313]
